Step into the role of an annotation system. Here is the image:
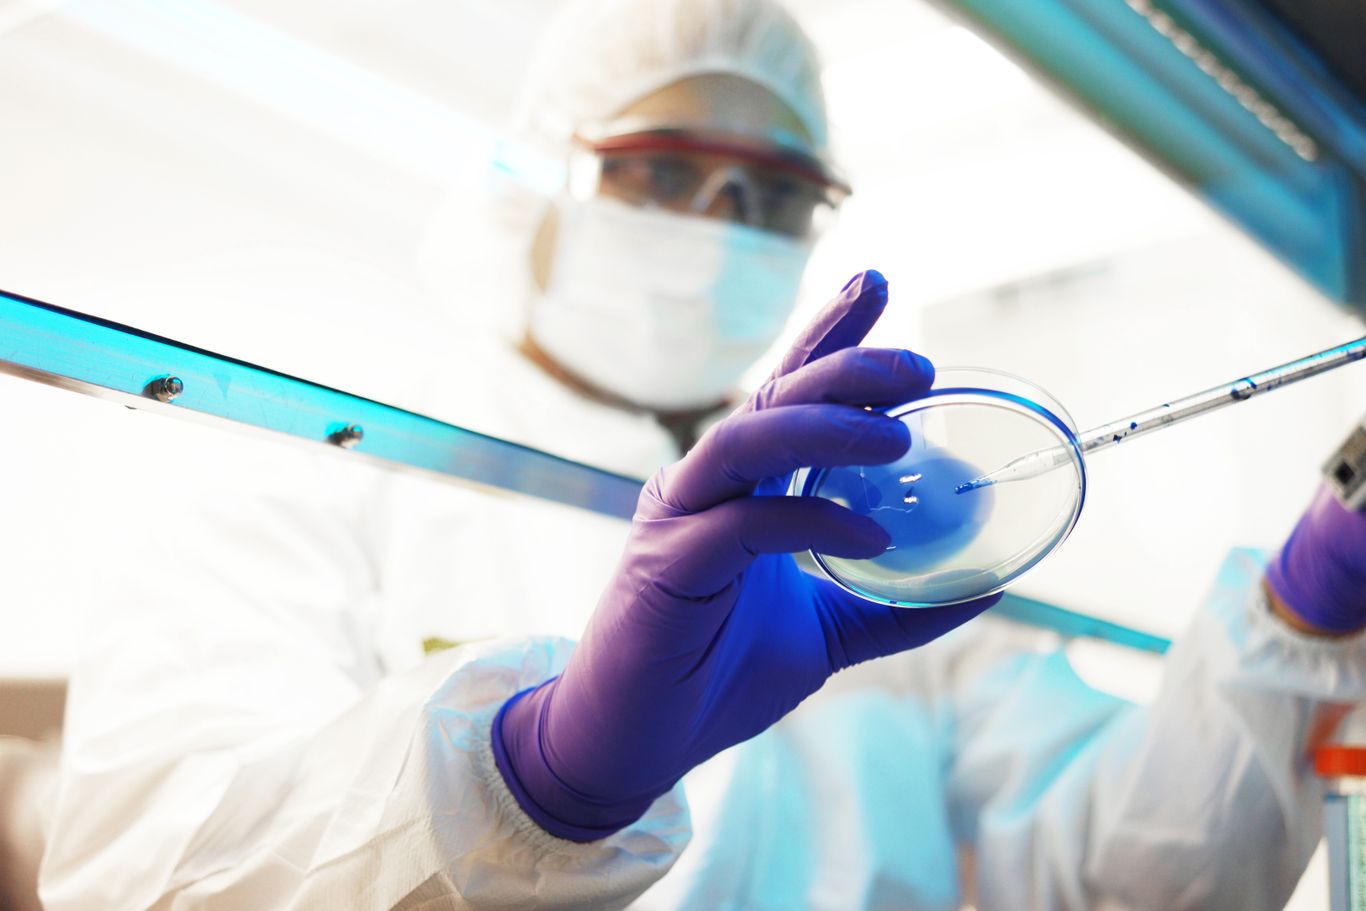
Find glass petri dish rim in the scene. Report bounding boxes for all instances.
[799,373,1089,607]
[928,365,1081,434]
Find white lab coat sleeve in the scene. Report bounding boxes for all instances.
[38,433,688,911]
[950,548,1366,910]
[42,627,689,911]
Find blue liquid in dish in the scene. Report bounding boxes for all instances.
[816,449,994,574]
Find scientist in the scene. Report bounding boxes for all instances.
[38,0,1366,909]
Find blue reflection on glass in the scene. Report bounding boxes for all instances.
[817,448,994,574]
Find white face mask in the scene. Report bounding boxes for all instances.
[528,196,812,411]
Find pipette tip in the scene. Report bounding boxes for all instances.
[955,477,992,494]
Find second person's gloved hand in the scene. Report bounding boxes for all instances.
[493,270,1001,841]
[1266,483,1366,635]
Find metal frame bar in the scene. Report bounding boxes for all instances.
[996,594,1170,654]
[1,286,1170,654]
[0,287,643,519]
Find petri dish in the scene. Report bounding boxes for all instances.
[795,367,1086,607]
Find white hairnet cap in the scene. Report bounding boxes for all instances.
[419,0,829,339]
[513,0,828,157]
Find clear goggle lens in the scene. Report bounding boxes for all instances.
[595,149,836,237]
[569,132,848,239]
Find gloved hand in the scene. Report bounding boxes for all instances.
[492,270,1001,841]
[1265,483,1366,635]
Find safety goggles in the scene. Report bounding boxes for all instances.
[571,129,850,238]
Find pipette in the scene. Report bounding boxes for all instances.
[956,335,1366,494]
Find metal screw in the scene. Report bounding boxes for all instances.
[329,424,364,449]
[145,375,184,403]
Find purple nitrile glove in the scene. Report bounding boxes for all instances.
[1266,483,1366,634]
[492,270,1002,841]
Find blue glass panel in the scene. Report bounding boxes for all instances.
[947,0,1366,309]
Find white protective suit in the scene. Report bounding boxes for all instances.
[36,0,1366,906]
[37,325,1366,910]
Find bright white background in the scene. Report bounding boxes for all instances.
[0,1,1362,903]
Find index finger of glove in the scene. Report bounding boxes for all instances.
[662,404,910,513]
[761,270,889,389]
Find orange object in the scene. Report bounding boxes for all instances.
[1315,746,1366,778]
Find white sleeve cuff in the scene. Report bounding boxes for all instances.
[303,636,692,911]
[1212,548,1366,701]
